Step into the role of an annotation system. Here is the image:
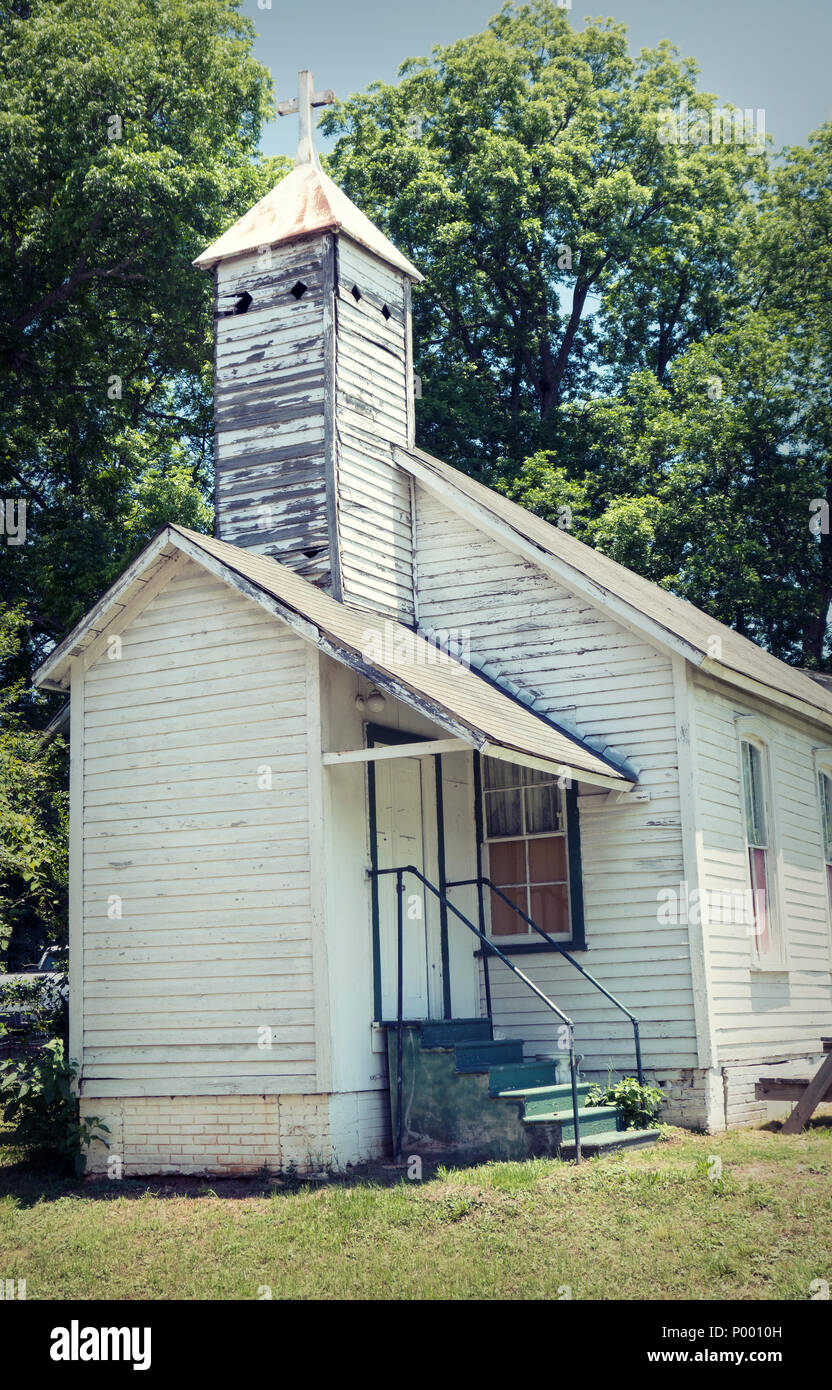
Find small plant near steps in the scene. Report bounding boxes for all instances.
[388,1019,663,1162]
[585,1077,666,1131]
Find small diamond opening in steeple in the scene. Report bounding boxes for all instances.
[290,280,308,299]
[381,304,391,320]
[351,285,362,301]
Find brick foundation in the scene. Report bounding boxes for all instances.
[81,1089,390,1177]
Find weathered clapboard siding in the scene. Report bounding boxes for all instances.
[79,559,319,1096]
[692,676,832,1063]
[333,238,414,621]
[413,484,699,1071]
[214,236,334,586]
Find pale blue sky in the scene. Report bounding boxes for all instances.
[243,0,832,160]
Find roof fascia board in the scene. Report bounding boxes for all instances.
[696,660,832,737]
[395,447,705,667]
[78,549,190,679]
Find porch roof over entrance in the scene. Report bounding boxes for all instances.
[34,524,634,791]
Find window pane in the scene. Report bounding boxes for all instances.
[490,885,528,935]
[821,773,832,863]
[743,742,767,846]
[748,846,771,956]
[485,788,522,837]
[525,782,562,834]
[742,743,755,843]
[530,883,570,937]
[488,839,526,886]
[483,757,521,790]
[528,835,567,883]
[524,765,556,785]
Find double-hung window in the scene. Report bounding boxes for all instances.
[818,769,832,918]
[482,758,575,942]
[740,737,776,963]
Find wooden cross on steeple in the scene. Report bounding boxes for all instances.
[276,70,335,168]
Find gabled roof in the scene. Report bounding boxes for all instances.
[193,162,423,281]
[395,444,832,732]
[34,525,631,791]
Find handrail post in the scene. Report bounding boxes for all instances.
[394,868,405,1165]
[477,878,493,1031]
[569,1025,581,1164]
[633,1019,644,1086]
[447,875,644,1097]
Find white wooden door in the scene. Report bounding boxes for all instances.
[375,754,444,1019]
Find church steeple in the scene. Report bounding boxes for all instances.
[194,70,422,614]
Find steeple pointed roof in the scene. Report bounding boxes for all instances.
[193,162,422,280]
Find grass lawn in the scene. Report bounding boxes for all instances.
[1,1121,830,1300]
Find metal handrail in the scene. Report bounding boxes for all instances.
[368,864,583,1165]
[447,875,644,1085]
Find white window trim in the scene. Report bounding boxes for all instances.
[812,746,832,969]
[734,714,788,972]
[482,776,572,944]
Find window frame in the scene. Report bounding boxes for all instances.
[478,755,586,950]
[735,717,787,971]
[813,749,832,967]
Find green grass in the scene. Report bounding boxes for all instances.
[1,1122,831,1299]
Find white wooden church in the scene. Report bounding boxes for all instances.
[35,74,832,1173]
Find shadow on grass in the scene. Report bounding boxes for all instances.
[0,1131,486,1207]
[758,1115,832,1134]
[6,1118,827,1208]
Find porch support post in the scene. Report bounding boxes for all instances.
[473,751,493,1030]
[395,868,405,1164]
[434,754,452,1020]
[367,757,382,1021]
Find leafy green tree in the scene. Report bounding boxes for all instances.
[0,0,281,676]
[323,0,759,472]
[0,608,67,968]
[325,1,832,665]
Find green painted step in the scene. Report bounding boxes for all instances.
[560,1128,662,1158]
[525,1104,622,1141]
[519,1083,593,1118]
[420,1019,492,1048]
[488,1060,561,1095]
[455,1039,525,1072]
